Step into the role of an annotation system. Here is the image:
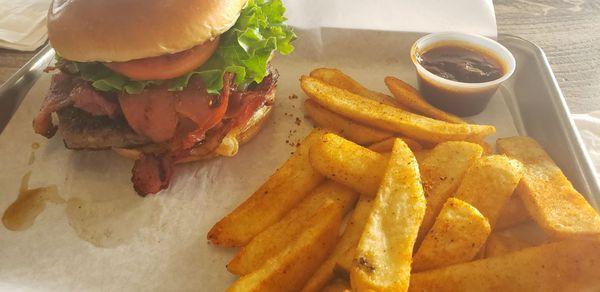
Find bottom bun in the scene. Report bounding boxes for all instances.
[112,89,275,163]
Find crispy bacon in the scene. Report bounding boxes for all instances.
[181,120,235,160]
[177,73,234,150]
[70,83,118,117]
[33,73,76,137]
[119,85,179,143]
[36,70,278,197]
[131,154,174,196]
[33,73,119,138]
[118,74,233,145]
[227,69,278,127]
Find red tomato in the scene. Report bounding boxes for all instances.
[105,37,220,80]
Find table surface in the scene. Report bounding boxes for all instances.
[0,0,598,114]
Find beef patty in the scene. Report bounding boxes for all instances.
[57,106,150,150]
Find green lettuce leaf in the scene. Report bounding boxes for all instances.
[60,0,295,95]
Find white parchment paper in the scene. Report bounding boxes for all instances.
[0,28,519,291]
[0,2,502,290]
[283,0,497,37]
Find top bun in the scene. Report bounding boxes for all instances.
[48,0,248,62]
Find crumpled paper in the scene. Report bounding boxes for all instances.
[573,111,600,177]
[283,0,497,37]
[0,0,50,51]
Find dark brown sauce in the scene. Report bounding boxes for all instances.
[418,45,504,83]
[2,172,64,231]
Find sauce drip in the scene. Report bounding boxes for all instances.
[2,172,64,231]
[418,45,504,83]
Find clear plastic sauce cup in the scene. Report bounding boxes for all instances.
[411,32,516,116]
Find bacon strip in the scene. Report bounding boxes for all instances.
[33,73,75,137]
[119,74,233,145]
[178,73,234,150]
[70,83,118,117]
[119,86,179,143]
[131,154,174,196]
[33,73,119,138]
[226,69,278,127]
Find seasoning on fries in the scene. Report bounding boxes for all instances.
[228,181,357,275]
[208,69,600,291]
[208,129,327,247]
[384,76,465,124]
[228,201,343,292]
[309,133,387,196]
[413,198,491,272]
[302,197,372,292]
[417,142,483,240]
[350,139,426,291]
[409,239,600,291]
[498,136,600,238]
[453,155,524,228]
[310,68,403,109]
[300,76,496,143]
[305,99,392,145]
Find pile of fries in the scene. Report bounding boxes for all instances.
[208,68,600,291]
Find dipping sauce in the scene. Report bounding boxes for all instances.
[417,45,505,83]
[411,33,515,117]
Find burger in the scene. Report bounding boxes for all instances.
[33,0,295,195]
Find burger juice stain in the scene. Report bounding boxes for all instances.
[2,172,64,231]
[28,143,40,165]
[3,172,161,248]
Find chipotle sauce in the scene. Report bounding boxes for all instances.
[415,44,508,116]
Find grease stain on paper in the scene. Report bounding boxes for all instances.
[3,172,162,248]
[2,172,64,231]
[66,196,162,248]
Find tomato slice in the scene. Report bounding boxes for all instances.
[105,37,220,80]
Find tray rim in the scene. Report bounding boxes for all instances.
[498,33,600,208]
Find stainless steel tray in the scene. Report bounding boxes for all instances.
[499,34,599,208]
[0,34,597,209]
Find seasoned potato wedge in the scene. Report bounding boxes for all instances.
[208,129,326,247]
[310,68,404,109]
[453,155,525,228]
[485,221,550,258]
[300,76,496,143]
[413,198,491,272]
[350,139,426,291]
[384,76,465,124]
[417,142,483,241]
[409,239,600,291]
[498,136,600,238]
[309,133,387,196]
[302,197,372,292]
[305,99,392,145]
[228,181,357,275]
[228,201,343,292]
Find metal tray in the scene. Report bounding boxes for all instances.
[0,31,599,290]
[0,34,597,209]
[499,34,599,208]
